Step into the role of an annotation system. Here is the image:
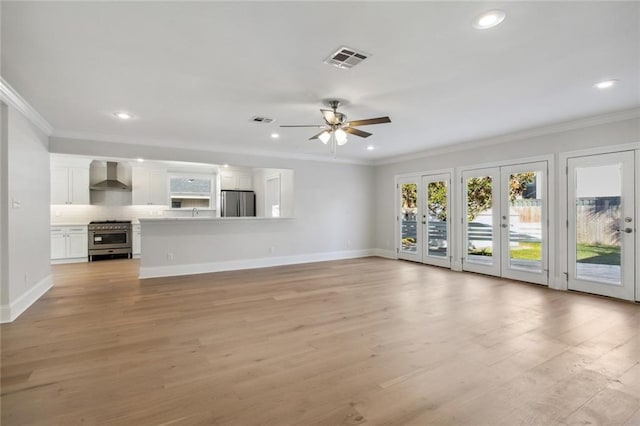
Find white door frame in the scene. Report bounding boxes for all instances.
[394,168,455,265]
[566,151,635,301]
[558,142,640,298]
[458,155,553,285]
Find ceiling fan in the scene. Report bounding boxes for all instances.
[280,100,391,155]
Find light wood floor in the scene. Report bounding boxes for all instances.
[1,258,639,425]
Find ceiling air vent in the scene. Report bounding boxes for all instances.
[250,116,274,124]
[324,46,370,69]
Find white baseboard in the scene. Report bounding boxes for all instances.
[0,274,53,323]
[140,249,378,279]
[372,248,397,259]
[51,257,88,265]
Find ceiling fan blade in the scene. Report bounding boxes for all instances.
[347,116,391,126]
[280,124,326,128]
[308,130,327,140]
[320,109,339,125]
[344,127,372,138]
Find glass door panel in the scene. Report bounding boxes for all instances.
[422,173,451,268]
[568,152,635,300]
[500,162,548,284]
[398,177,422,262]
[462,168,501,276]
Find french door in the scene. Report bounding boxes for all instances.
[567,151,636,301]
[462,161,548,285]
[397,173,451,267]
[398,177,422,262]
[422,174,451,267]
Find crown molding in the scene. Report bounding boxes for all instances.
[0,76,54,136]
[50,129,372,166]
[373,107,640,166]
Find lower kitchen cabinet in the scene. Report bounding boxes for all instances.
[51,226,88,262]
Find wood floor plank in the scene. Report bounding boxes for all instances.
[1,257,639,425]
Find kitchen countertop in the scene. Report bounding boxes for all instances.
[51,220,141,226]
[139,217,294,222]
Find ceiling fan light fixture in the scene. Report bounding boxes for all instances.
[319,131,331,144]
[335,128,348,145]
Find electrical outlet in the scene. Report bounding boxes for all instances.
[347,239,352,248]
[269,246,275,255]
[24,272,28,284]
[167,253,174,261]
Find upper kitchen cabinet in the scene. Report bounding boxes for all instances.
[220,169,252,190]
[132,167,168,205]
[50,156,91,205]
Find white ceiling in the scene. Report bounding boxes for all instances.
[2,1,638,162]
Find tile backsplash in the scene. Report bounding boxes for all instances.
[51,204,168,224]
[51,204,217,224]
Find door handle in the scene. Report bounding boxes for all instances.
[624,228,633,234]
[501,224,508,228]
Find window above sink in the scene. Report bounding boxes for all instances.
[169,174,214,209]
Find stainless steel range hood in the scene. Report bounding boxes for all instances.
[90,162,131,191]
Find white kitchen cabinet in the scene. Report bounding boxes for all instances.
[132,168,168,205]
[51,166,90,205]
[50,231,67,259]
[220,171,252,190]
[51,226,88,262]
[132,224,141,256]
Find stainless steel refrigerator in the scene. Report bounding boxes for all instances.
[221,190,256,217]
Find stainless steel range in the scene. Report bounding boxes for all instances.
[88,220,132,261]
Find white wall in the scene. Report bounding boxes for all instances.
[374,115,640,287]
[50,137,377,274]
[1,103,52,322]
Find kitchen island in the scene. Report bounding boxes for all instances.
[138,217,372,279]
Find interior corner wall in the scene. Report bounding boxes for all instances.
[1,103,9,307]
[1,105,52,321]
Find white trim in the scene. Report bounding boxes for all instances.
[51,130,370,166]
[373,248,397,259]
[394,167,455,179]
[456,154,553,173]
[0,76,53,136]
[0,275,53,323]
[375,107,640,166]
[139,249,376,279]
[51,257,88,265]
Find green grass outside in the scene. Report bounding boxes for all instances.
[469,242,620,265]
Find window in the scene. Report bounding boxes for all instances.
[169,174,214,209]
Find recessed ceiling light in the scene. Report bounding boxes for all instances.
[271,133,280,139]
[114,112,133,120]
[594,79,619,89]
[223,164,229,168]
[136,158,144,163]
[473,10,506,29]
[366,145,375,151]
